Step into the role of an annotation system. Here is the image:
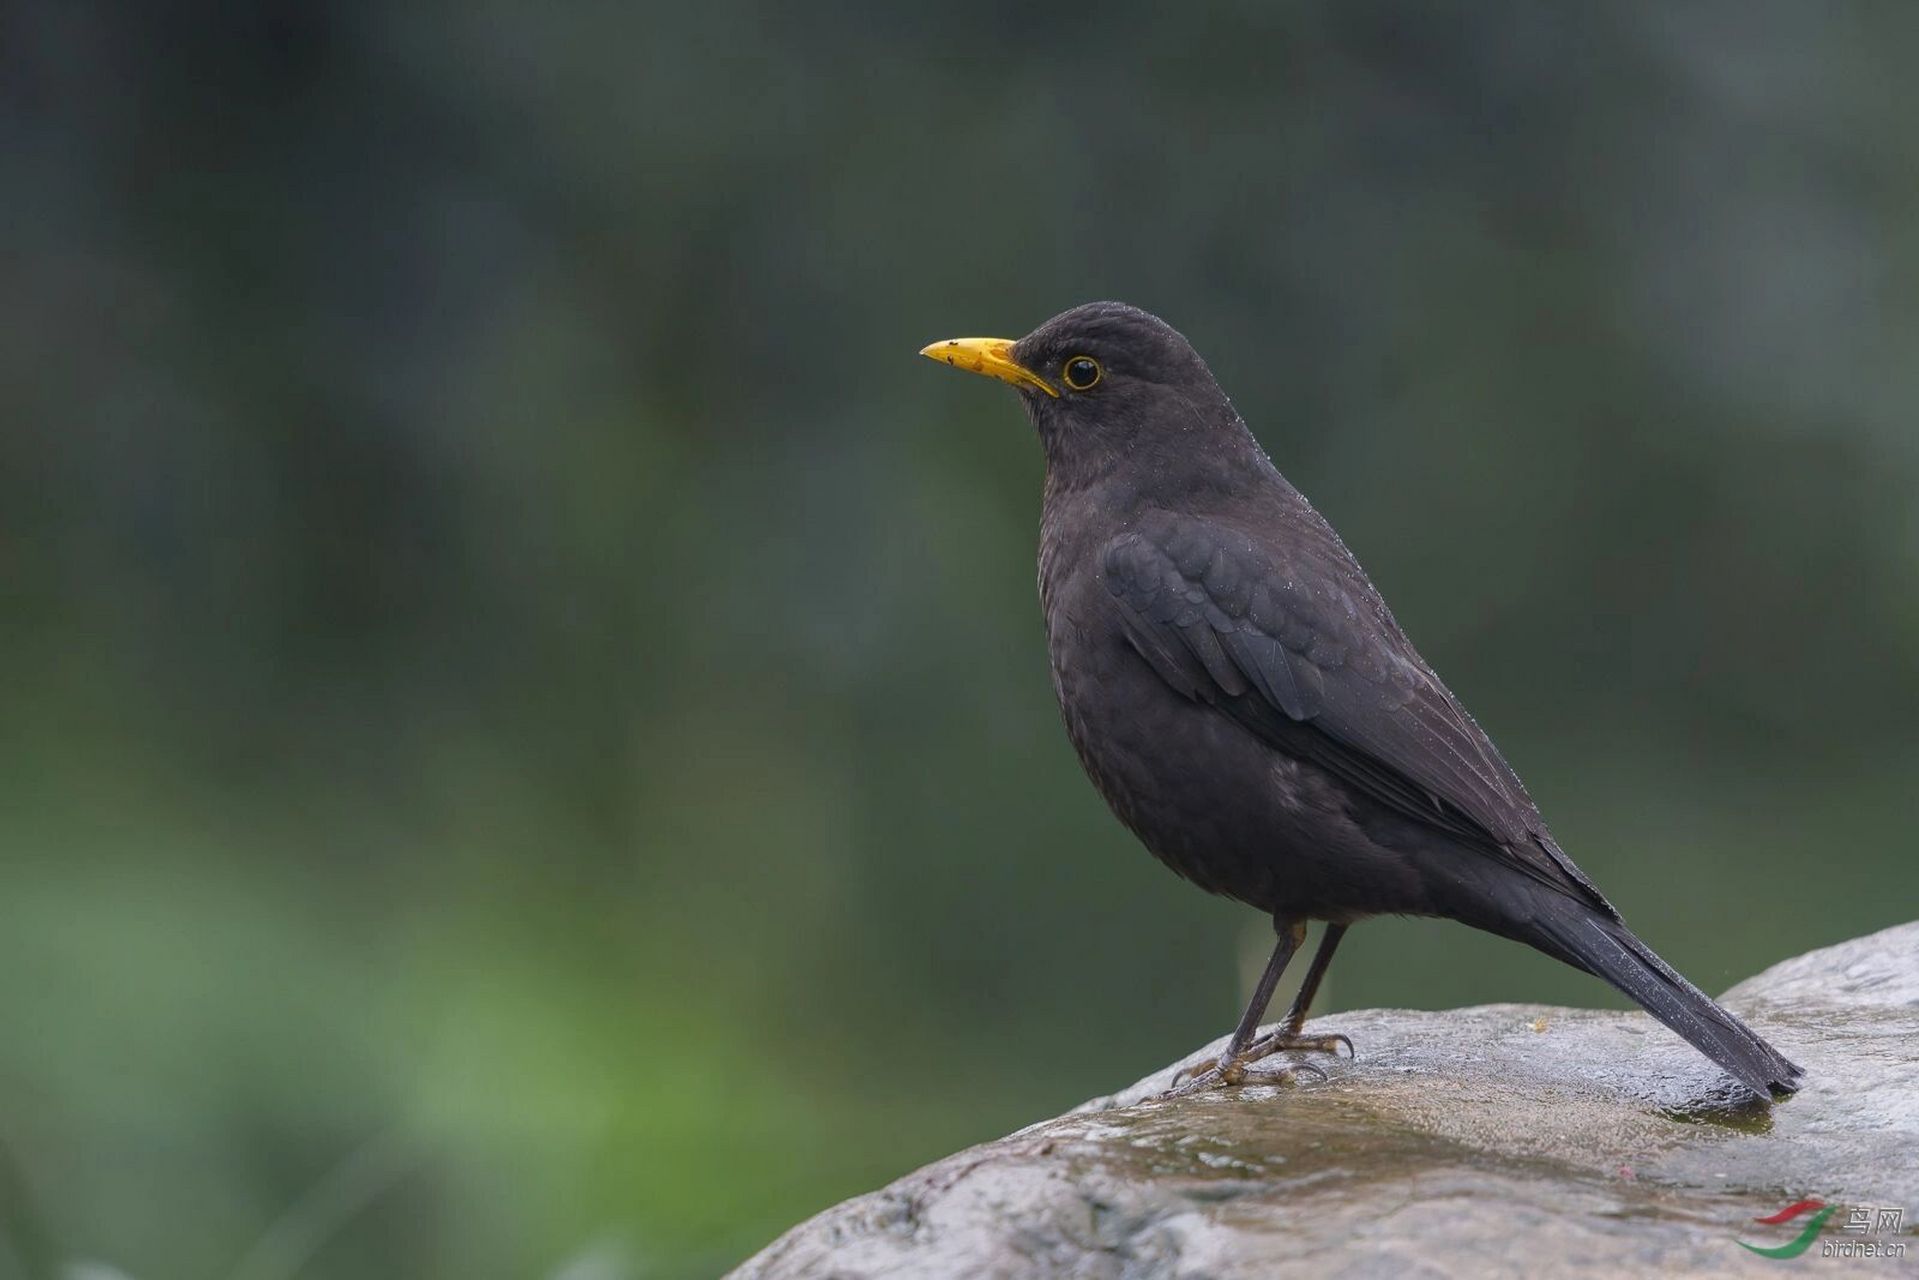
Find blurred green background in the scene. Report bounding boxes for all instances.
[4,2,1916,1277]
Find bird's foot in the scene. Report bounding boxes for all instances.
[1162,1029,1353,1097]
[1160,1056,1325,1098]
[1242,1027,1355,1066]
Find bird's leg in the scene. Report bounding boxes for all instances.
[1167,919,1308,1093]
[1236,923,1354,1066]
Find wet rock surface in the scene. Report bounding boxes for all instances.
[731,922,1919,1278]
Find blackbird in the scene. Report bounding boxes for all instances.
[918,301,1801,1099]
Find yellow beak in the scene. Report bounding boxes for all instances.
[918,337,1058,397]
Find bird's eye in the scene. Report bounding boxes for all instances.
[1063,356,1102,391]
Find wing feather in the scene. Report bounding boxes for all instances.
[1102,514,1613,912]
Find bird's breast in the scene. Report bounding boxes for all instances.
[1033,520,1424,919]
[1038,554,1270,900]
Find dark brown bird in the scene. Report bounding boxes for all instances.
[919,301,1801,1099]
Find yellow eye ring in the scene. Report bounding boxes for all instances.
[1062,355,1102,391]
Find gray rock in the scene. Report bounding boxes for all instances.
[732,922,1919,1278]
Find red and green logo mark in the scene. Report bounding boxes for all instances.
[1738,1199,1835,1259]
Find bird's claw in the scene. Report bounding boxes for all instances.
[1159,1058,1326,1099]
[1168,1056,1215,1090]
[1159,1029,1352,1098]
[1250,1030,1353,1060]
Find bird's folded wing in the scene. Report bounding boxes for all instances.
[1100,514,1613,913]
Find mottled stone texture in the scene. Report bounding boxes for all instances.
[733,923,1918,1279]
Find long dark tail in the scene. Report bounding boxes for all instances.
[1524,906,1803,1097]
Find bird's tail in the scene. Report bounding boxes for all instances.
[1522,906,1802,1097]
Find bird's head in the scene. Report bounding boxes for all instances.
[919,301,1257,489]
